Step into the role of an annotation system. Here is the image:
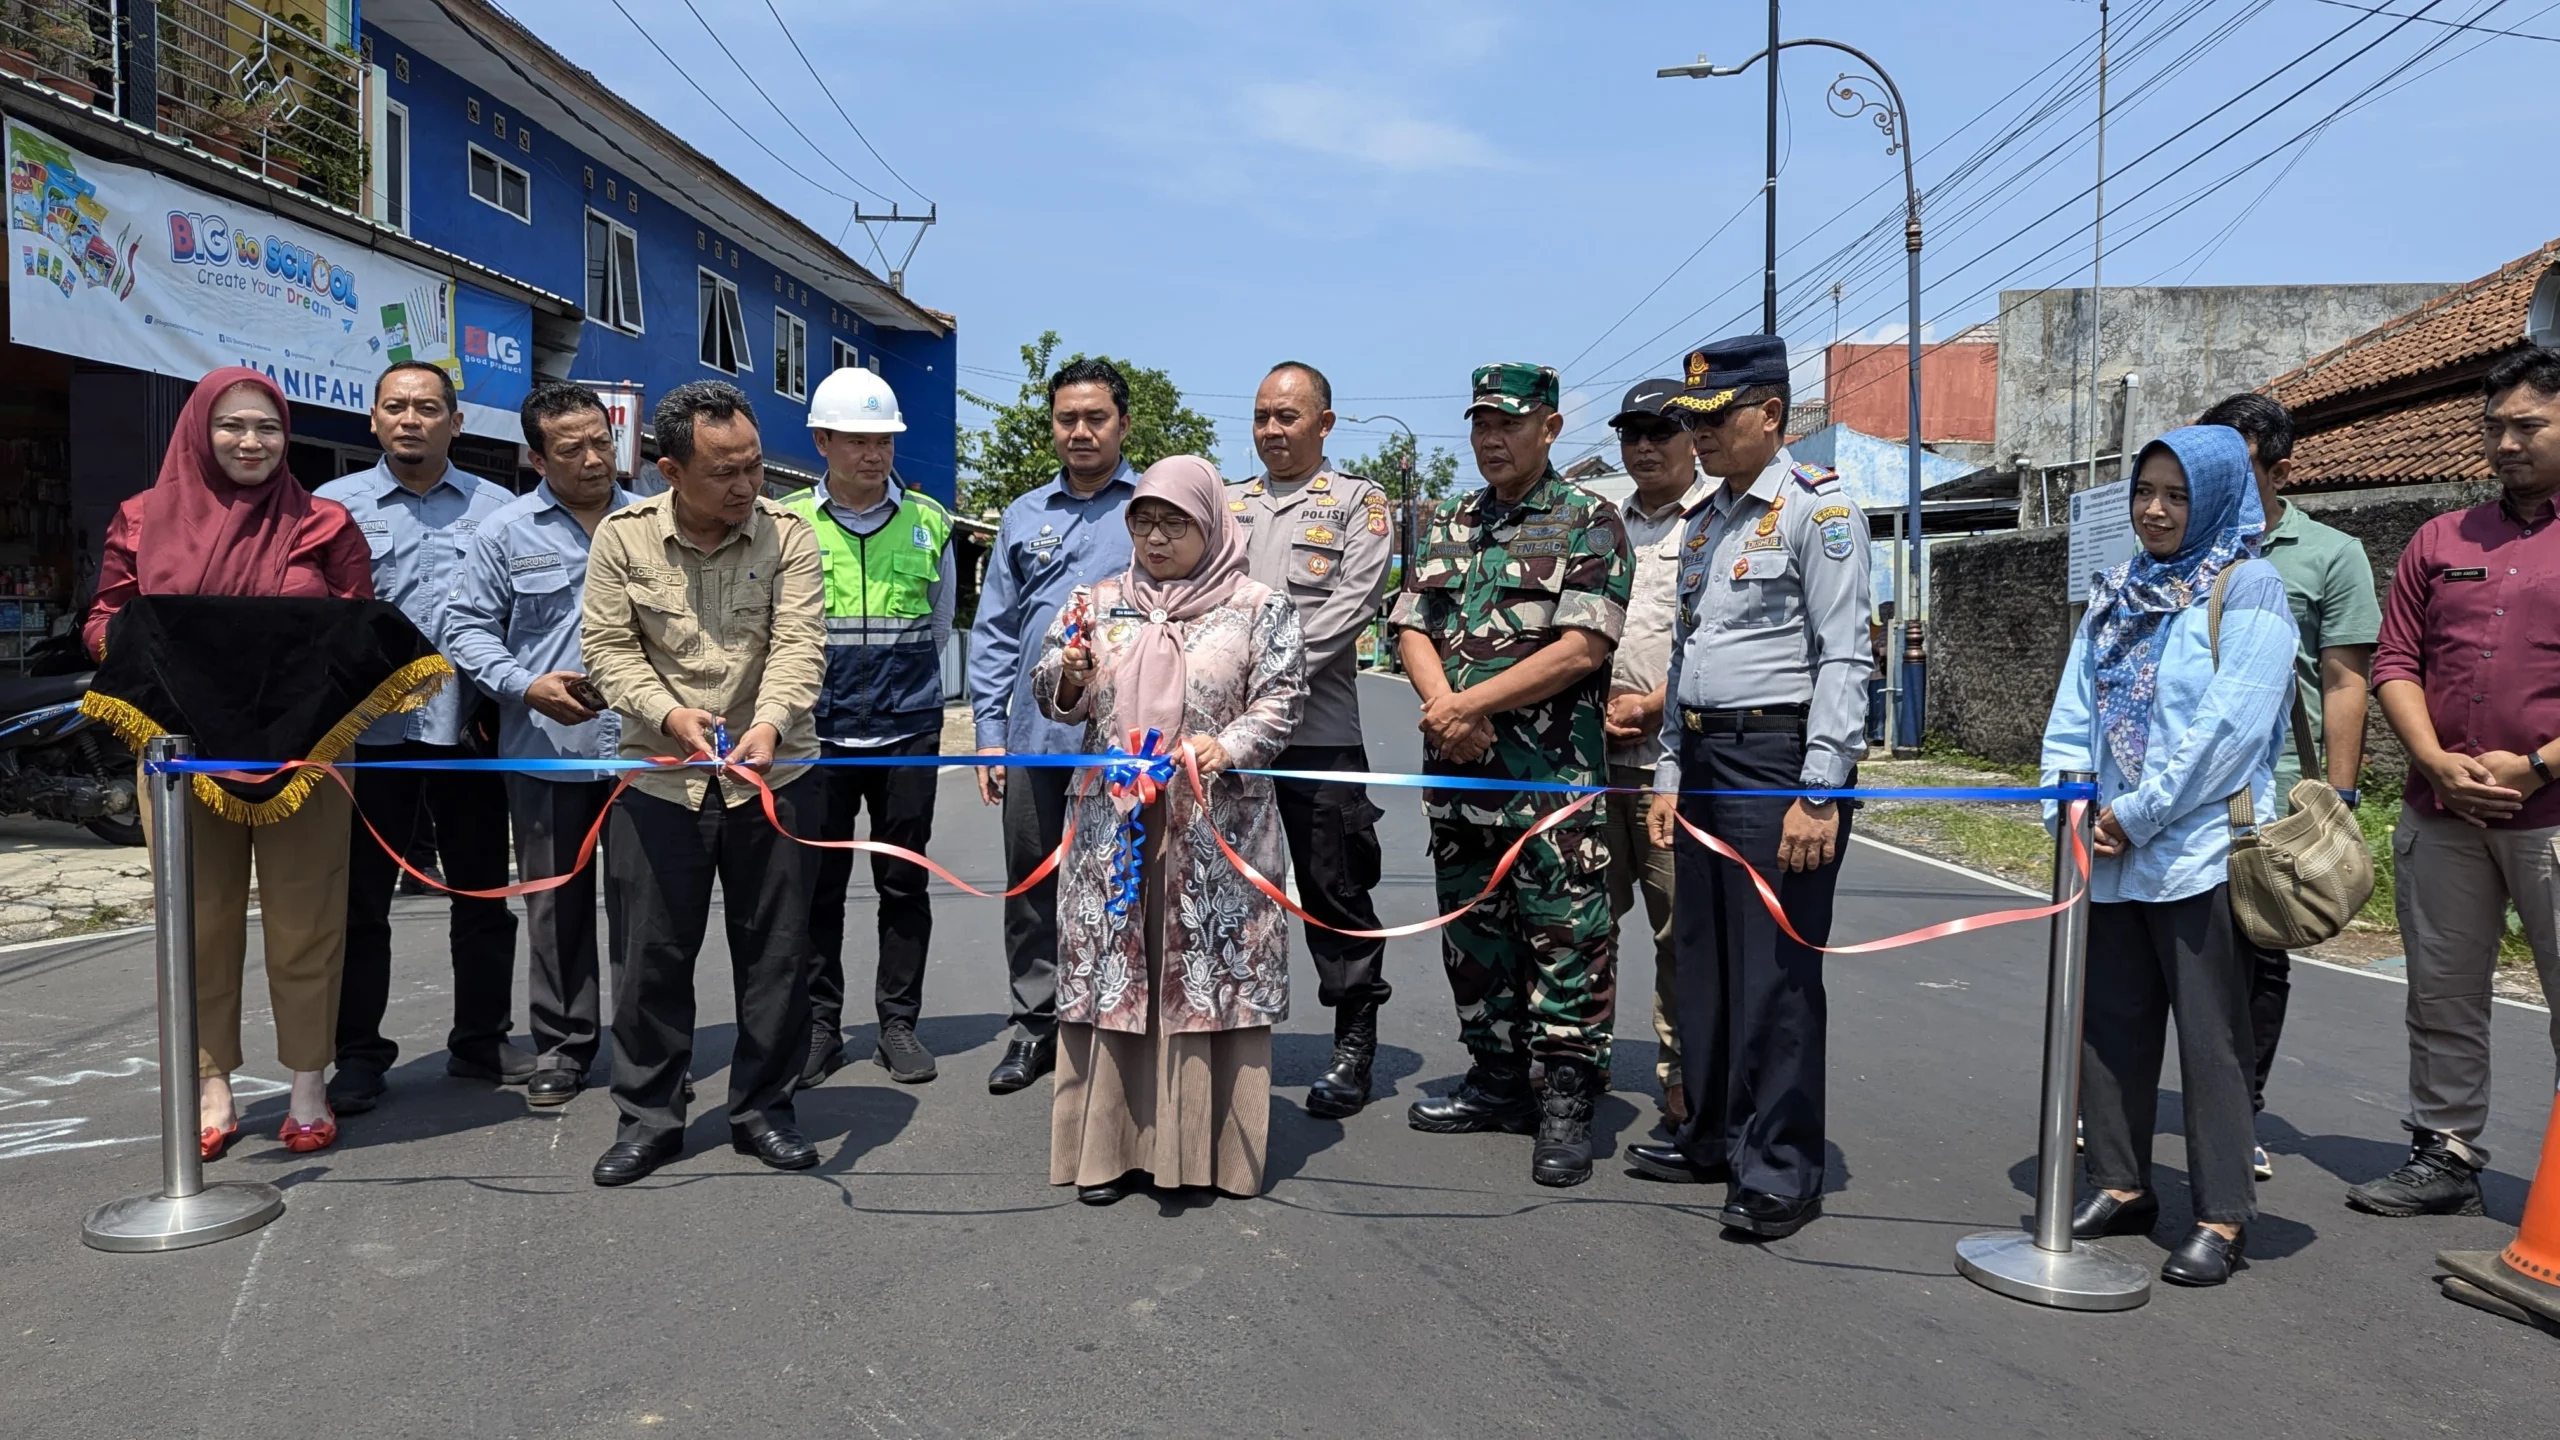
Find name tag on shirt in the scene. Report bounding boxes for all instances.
[2444,567,2488,582]
[1026,535,1063,551]
[508,552,564,574]
[1108,606,1144,619]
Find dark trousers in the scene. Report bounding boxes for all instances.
[606,779,817,1142]
[2080,886,2258,1225]
[809,732,941,1034]
[1671,725,1845,1201]
[1272,743,1391,1010]
[2241,933,2289,1113]
[507,775,621,1073]
[998,764,1071,1041]
[335,740,519,1073]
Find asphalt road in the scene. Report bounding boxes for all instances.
[2,673,2555,1437]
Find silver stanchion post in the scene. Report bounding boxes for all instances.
[82,735,284,1253]
[1954,771,2151,1310]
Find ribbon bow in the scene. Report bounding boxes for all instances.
[1100,728,1169,920]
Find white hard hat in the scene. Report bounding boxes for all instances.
[808,366,906,434]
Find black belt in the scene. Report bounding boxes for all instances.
[1680,704,1808,735]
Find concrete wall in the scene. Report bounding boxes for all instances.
[1995,284,2449,517]
[1927,481,2494,794]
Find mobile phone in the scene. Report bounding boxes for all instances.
[567,676,607,711]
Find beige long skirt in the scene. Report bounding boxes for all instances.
[1050,805,1272,1196]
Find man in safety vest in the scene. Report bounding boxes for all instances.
[783,367,955,1088]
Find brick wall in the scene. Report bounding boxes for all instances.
[1926,480,2494,793]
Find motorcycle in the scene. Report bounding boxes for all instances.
[0,633,142,846]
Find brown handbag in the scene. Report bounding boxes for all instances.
[2206,562,2376,950]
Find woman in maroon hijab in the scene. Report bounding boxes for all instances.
[87,367,372,1159]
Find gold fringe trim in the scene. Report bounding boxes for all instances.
[82,655,453,825]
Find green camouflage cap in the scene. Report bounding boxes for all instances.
[1465,362,1562,417]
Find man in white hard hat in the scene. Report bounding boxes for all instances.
[782,366,955,1087]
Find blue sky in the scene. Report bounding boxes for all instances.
[505,0,2560,478]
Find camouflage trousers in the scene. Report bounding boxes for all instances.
[1428,819,1616,1070]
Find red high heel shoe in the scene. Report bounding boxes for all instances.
[277,1108,338,1154]
[199,1121,241,1161]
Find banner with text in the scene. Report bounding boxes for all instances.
[5,120,529,439]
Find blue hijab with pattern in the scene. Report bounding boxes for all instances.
[2085,423,2263,782]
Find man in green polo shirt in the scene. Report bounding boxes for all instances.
[2199,393,2380,1179]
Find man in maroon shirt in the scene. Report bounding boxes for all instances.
[2356,347,2560,1219]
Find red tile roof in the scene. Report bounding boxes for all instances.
[2265,237,2559,489]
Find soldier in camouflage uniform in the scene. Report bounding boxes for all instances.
[1387,362,1634,1188]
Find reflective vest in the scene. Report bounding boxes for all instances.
[781,483,951,742]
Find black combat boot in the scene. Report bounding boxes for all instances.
[1531,1059,1597,1187]
[2345,1131,2486,1217]
[1306,1002,1379,1119]
[1408,1060,1536,1134]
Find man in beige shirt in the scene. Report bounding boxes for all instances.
[579,381,827,1187]
[1599,379,1710,1129]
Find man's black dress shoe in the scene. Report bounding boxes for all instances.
[2160,1224,2246,1286]
[525,1068,581,1107]
[2069,1189,2160,1240]
[987,1034,1056,1094]
[592,1133,682,1187]
[1624,1142,1732,1185]
[1720,1188,1822,1239]
[1406,1064,1536,1134]
[326,1063,387,1115]
[732,1126,820,1171]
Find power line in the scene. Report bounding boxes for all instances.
[2309,0,2560,38]
[602,0,876,208]
[756,0,938,204]
[664,0,896,205]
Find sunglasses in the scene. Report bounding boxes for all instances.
[1615,423,1685,445]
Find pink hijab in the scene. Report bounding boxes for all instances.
[1111,456,1250,750]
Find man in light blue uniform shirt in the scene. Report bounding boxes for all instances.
[444,382,634,1109]
[965,356,1138,1093]
[317,361,525,1115]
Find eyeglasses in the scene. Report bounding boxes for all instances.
[1615,424,1685,445]
[1679,406,1743,433]
[1129,513,1195,541]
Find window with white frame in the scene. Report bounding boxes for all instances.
[468,144,529,222]
[372,94,410,232]
[697,269,750,374]
[585,210,643,334]
[774,310,808,401]
[830,337,859,376]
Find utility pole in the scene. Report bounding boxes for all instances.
[2084,0,2109,496]
[1763,0,1781,333]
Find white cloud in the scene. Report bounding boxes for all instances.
[1236,82,1502,173]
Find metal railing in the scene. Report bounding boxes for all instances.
[1,2,367,211]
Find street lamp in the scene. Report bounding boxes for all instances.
[1660,40,1926,754]
[1341,411,1420,675]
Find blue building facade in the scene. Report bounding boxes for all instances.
[360,0,956,498]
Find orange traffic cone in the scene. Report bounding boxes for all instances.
[2438,1088,2560,1334]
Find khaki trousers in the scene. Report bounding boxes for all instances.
[142,776,352,1078]
[1604,764,1680,1087]
[2392,803,2560,1164]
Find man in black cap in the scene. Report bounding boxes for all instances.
[1628,335,1873,1240]
[1602,380,1709,1129]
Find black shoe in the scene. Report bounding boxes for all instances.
[1720,1188,1822,1240]
[2346,1132,2486,1217]
[800,1027,849,1089]
[2160,1224,2247,1286]
[592,1133,682,1187]
[447,1040,538,1086]
[2069,1189,2160,1240]
[1078,1176,1134,1206]
[874,1019,938,1084]
[1625,1142,1731,1185]
[731,1125,819,1171]
[525,1068,581,1107]
[1408,1062,1536,1134]
[988,1034,1056,1094]
[1531,1059,1597,1188]
[326,1062,387,1115]
[1306,1002,1379,1119]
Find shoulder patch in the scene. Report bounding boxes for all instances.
[1810,505,1852,525]
[1792,464,1840,492]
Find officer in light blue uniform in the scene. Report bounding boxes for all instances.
[1625,335,1873,1241]
[444,381,635,1108]
[316,360,524,1113]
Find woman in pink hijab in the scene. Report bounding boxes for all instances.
[1033,455,1306,1203]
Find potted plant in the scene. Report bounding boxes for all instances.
[0,2,41,82]
[26,10,103,107]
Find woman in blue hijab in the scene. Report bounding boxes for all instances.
[2040,424,2300,1287]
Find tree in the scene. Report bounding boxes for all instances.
[956,330,1219,517]
[1343,430,1463,506]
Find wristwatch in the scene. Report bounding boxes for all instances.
[2532,752,2555,787]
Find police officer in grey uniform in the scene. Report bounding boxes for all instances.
[1232,361,1397,1116]
[1625,336,1873,1242]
